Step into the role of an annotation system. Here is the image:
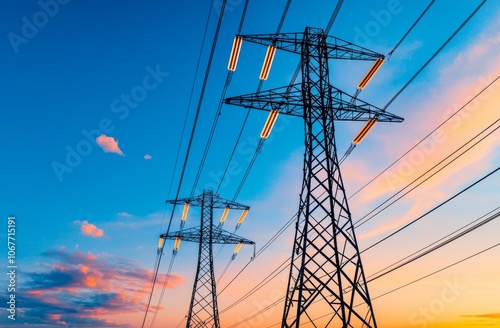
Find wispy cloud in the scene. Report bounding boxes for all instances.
[96,134,124,156]
[144,154,152,160]
[107,211,165,229]
[19,248,185,327]
[461,313,500,319]
[75,220,105,238]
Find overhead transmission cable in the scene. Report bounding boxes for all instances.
[196,0,293,284]
[219,118,499,316]
[387,0,436,57]
[362,166,500,254]
[193,0,290,196]
[191,0,251,196]
[217,2,498,318]
[216,76,498,326]
[216,0,295,197]
[354,119,499,228]
[140,248,164,328]
[214,0,456,302]
[370,241,500,300]
[221,202,500,325]
[148,4,216,319]
[294,240,500,327]
[340,0,486,163]
[366,207,500,282]
[167,0,216,202]
[224,0,345,201]
[148,253,178,328]
[142,1,229,325]
[229,207,500,327]
[384,0,486,110]
[349,75,499,200]
[338,0,437,164]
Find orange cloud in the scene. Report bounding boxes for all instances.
[96,134,124,156]
[462,313,500,319]
[76,220,104,238]
[24,248,186,326]
[47,314,68,326]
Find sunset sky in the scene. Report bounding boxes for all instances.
[1,0,499,327]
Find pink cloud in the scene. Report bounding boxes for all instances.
[76,220,104,238]
[96,134,124,156]
[144,154,152,160]
[24,248,186,326]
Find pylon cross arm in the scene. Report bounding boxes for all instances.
[238,28,384,61]
[225,83,304,117]
[225,83,403,123]
[166,190,250,210]
[161,226,254,245]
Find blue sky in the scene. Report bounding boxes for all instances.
[1,0,499,327]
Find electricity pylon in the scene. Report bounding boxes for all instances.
[225,27,404,327]
[160,190,254,328]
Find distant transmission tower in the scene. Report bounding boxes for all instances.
[160,190,254,328]
[225,27,403,327]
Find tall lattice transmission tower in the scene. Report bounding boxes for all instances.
[225,27,403,327]
[160,190,254,328]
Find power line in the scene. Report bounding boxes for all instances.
[349,75,499,200]
[156,0,493,325]
[250,208,500,328]
[192,0,289,196]
[191,0,251,195]
[387,0,436,57]
[223,0,346,201]
[366,207,500,283]
[140,251,163,328]
[148,254,178,328]
[284,241,500,326]
[155,0,215,276]
[143,1,230,324]
[354,119,499,228]
[339,1,487,165]
[216,82,498,327]
[170,0,216,201]
[219,187,500,323]
[165,0,229,237]
[383,0,487,110]
[220,201,500,326]
[217,212,297,297]
[362,166,500,253]
[370,241,500,301]
[217,81,498,328]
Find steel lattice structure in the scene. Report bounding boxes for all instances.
[161,190,254,328]
[225,27,403,327]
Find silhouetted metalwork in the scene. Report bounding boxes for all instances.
[161,190,254,328]
[225,27,403,328]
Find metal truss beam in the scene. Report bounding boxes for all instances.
[225,26,401,328]
[224,83,403,122]
[237,27,384,61]
[162,190,254,328]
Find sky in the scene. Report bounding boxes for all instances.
[1,0,499,327]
